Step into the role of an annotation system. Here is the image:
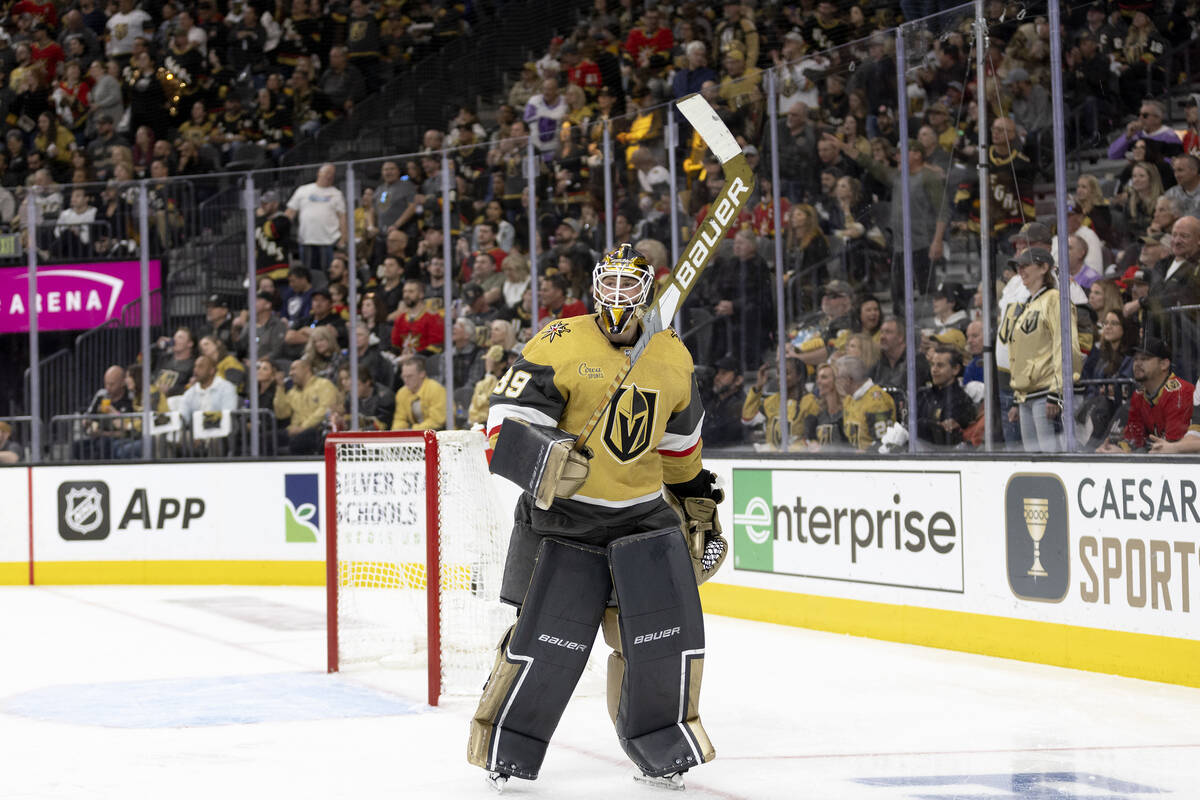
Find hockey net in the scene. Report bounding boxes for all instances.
[325,430,511,704]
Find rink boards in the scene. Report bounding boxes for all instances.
[1,456,1198,687]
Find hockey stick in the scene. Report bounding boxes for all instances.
[573,93,754,453]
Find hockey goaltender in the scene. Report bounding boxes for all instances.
[469,244,729,793]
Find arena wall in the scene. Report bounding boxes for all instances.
[2,456,1198,688]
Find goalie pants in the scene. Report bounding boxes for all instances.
[468,496,714,780]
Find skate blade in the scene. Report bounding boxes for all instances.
[633,771,685,791]
[486,772,509,793]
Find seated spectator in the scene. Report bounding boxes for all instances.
[391,355,446,431]
[303,325,342,383]
[930,282,970,334]
[152,326,197,396]
[53,187,97,259]
[1124,215,1200,382]
[487,318,518,353]
[335,365,395,431]
[0,420,22,463]
[461,282,498,333]
[836,355,896,451]
[348,319,394,390]
[845,332,880,374]
[872,315,931,393]
[468,345,515,427]
[795,280,854,367]
[284,288,349,359]
[198,334,245,394]
[537,273,588,329]
[1112,162,1163,241]
[178,354,237,425]
[853,295,883,341]
[806,362,848,449]
[743,357,818,451]
[73,364,134,460]
[273,358,339,455]
[1098,337,1194,453]
[450,317,485,390]
[1074,174,1117,248]
[784,203,832,295]
[1088,278,1124,321]
[1065,233,1101,292]
[198,294,234,352]
[916,345,976,449]
[358,292,393,347]
[1149,382,1200,454]
[1107,99,1182,161]
[964,320,985,384]
[700,355,746,449]
[390,279,444,357]
[1164,154,1200,219]
[231,291,288,363]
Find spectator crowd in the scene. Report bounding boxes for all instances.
[6,0,1200,460]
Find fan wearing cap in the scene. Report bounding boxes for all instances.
[700,355,746,448]
[718,41,763,141]
[930,281,969,335]
[1098,336,1195,453]
[997,247,1081,452]
[199,294,234,352]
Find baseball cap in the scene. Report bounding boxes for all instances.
[715,355,740,373]
[1140,232,1170,246]
[260,189,278,204]
[742,144,759,157]
[256,290,275,303]
[1009,221,1052,244]
[205,294,228,308]
[557,217,581,233]
[931,281,963,302]
[822,279,853,297]
[932,328,968,355]
[1004,67,1030,85]
[784,30,804,44]
[1133,335,1171,360]
[311,287,332,301]
[1008,247,1054,268]
[462,283,484,302]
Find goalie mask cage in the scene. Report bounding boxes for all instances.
[324,430,510,706]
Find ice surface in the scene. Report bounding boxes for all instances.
[1,585,1197,799]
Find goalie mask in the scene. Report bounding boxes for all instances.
[593,243,653,336]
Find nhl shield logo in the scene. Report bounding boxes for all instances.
[57,481,111,540]
[602,384,659,463]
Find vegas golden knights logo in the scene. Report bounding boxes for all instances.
[602,384,658,463]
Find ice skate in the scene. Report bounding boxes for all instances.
[633,770,686,791]
[485,771,509,793]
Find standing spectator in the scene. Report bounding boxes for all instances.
[523,77,566,158]
[956,117,1036,254]
[999,248,1080,453]
[1098,337,1194,453]
[835,355,896,451]
[319,46,366,111]
[700,355,745,449]
[374,160,415,232]
[285,163,348,275]
[177,354,238,424]
[253,190,292,280]
[915,346,976,449]
[106,0,152,62]
[280,265,314,324]
[390,355,446,431]
[1164,154,1200,219]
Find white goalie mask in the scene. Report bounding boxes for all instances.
[592,243,653,336]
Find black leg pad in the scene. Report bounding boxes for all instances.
[468,537,611,780]
[608,528,715,777]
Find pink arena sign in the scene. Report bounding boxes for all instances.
[0,261,161,333]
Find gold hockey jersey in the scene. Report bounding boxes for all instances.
[487,314,704,507]
[742,387,820,450]
[841,379,896,450]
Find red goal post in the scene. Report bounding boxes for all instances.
[324,430,509,706]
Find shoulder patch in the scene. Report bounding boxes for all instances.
[540,320,571,343]
[1166,376,1182,392]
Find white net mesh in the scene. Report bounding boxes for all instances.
[332,431,511,696]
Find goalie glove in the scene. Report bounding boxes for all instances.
[535,437,591,510]
[666,469,728,584]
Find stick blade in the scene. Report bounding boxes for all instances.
[677,93,742,164]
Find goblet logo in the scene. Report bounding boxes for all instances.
[1023,497,1049,577]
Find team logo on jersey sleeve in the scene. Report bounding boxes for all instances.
[602,384,659,463]
[540,321,570,342]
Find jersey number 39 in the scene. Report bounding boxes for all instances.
[492,368,531,399]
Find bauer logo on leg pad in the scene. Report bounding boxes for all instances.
[537,634,588,652]
[632,627,681,646]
